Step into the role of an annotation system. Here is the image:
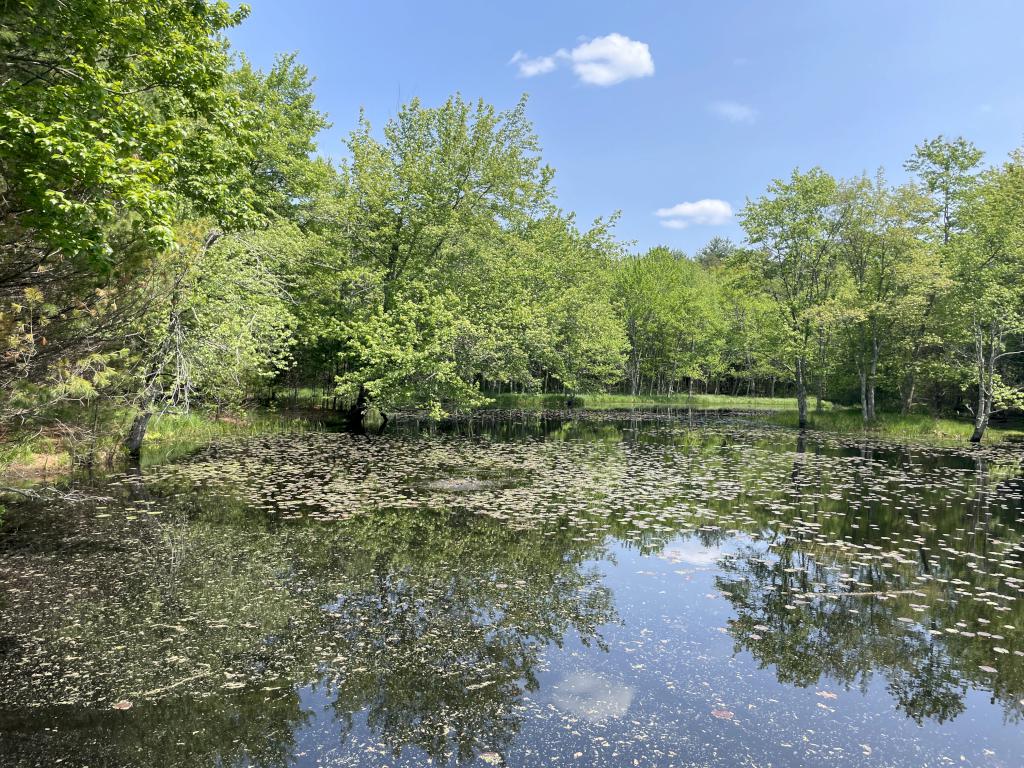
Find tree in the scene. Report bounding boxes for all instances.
[330,95,558,422]
[121,223,299,456]
[718,254,789,397]
[951,154,1024,442]
[694,236,736,268]
[904,136,985,246]
[837,173,933,421]
[0,0,264,440]
[119,53,334,455]
[739,169,845,427]
[899,136,984,412]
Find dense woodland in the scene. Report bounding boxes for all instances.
[2,0,1024,461]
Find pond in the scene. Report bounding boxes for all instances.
[1,411,1023,767]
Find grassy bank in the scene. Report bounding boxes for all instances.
[758,409,1023,444]
[484,392,1022,445]
[1,408,314,483]
[486,392,818,412]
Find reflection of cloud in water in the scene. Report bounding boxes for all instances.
[660,540,723,568]
[551,672,634,721]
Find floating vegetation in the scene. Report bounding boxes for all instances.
[0,412,1022,766]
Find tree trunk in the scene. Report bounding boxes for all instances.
[125,410,152,460]
[866,333,879,422]
[900,373,915,415]
[346,385,369,434]
[970,324,998,444]
[795,356,808,429]
[815,329,827,413]
[859,367,868,424]
[970,337,987,443]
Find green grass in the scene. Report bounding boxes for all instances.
[757,408,1023,444]
[484,392,1023,445]
[486,391,820,412]
[1,407,315,482]
[138,410,315,466]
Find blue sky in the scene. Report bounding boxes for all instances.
[229,1,1024,253]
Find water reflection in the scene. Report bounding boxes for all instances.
[551,671,635,721]
[0,412,1022,766]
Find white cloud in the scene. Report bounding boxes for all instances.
[509,50,558,77]
[655,199,733,229]
[568,33,654,86]
[709,100,757,124]
[660,218,692,230]
[508,33,654,86]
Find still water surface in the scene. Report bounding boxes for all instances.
[1,411,1023,766]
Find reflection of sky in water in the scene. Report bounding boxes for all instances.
[551,671,634,721]
[279,532,1024,767]
[660,539,727,568]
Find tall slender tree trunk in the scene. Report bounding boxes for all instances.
[795,356,808,429]
[627,317,641,396]
[857,326,868,423]
[970,323,999,444]
[859,366,868,424]
[901,373,916,415]
[866,378,876,423]
[866,331,879,422]
[815,330,827,413]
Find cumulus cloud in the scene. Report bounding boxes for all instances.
[509,51,558,77]
[709,100,757,124]
[655,199,733,229]
[509,34,654,86]
[568,33,654,85]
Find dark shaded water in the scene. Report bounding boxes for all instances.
[1,411,1023,767]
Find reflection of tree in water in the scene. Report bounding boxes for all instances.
[647,425,1024,727]
[717,531,1024,725]
[0,487,616,767]
[299,509,616,763]
[0,690,309,768]
[716,544,967,724]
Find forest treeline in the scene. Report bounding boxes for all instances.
[2,1,1023,457]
